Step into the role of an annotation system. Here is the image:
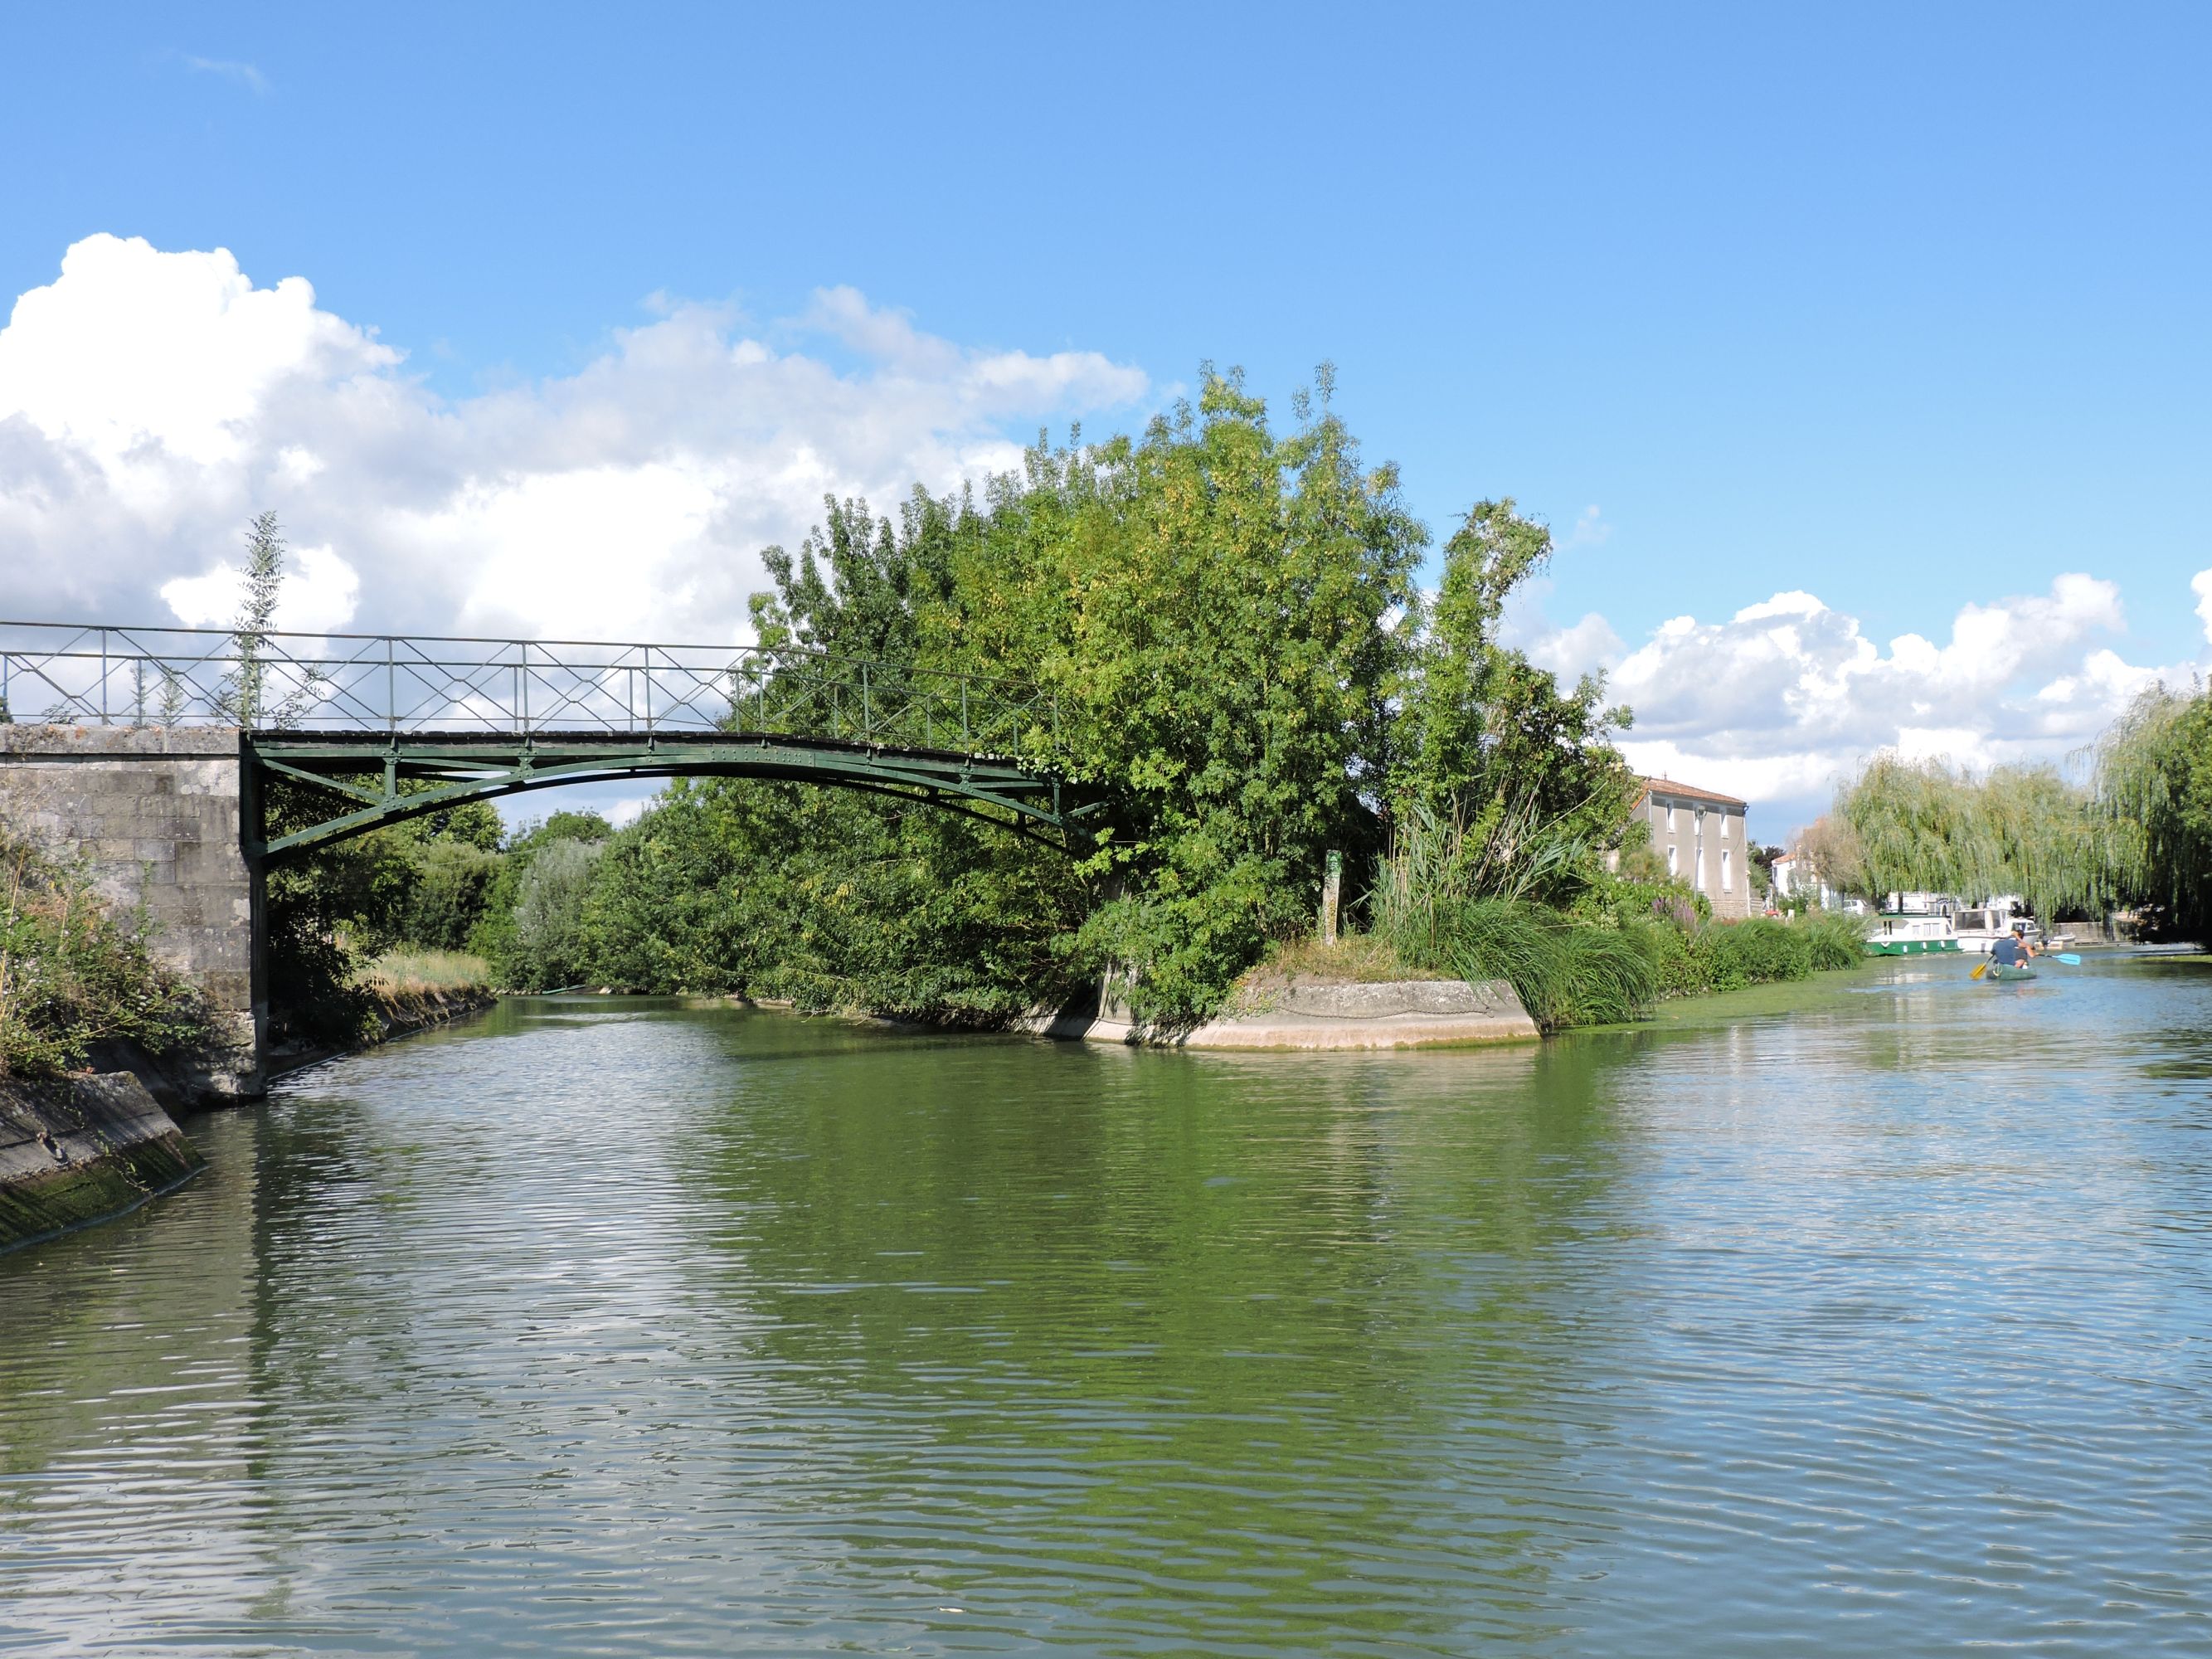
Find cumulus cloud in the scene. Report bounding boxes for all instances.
[0,234,1150,644]
[1498,576,1622,684]
[160,543,362,633]
[1597,572,2203,811]
[2195,567,2212,644]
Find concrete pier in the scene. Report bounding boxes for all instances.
[1030,977,1542,1048]
[0,726,262,1098]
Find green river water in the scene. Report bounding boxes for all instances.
[2,954,2210,1655]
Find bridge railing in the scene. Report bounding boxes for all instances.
[0,622,1057,757]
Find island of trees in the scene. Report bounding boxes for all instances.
[263,371,1875,1042]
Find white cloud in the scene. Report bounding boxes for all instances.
[183,56,270,95]
[0,234,1150,645]
[159,543,361,633]
[1597,572,2205,812]
[1563,504,1612,548]
[2195,567,2212,644]
[1498,574,1623,683]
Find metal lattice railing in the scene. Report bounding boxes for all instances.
[0,621,1058,757]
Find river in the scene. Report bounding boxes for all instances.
[3,956,2210,1655]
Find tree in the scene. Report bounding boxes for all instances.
[1387,499,1638,908]
[2096,682,2212,941]
[215,512,326,727]
[510,839,603,989]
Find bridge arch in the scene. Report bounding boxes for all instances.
[246,730,1094,859]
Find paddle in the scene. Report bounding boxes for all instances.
[1971,951,2079,980]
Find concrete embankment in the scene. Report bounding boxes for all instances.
[1030,977,1540,1049]
[270,984,498,1078]
[1,1073,204,1253]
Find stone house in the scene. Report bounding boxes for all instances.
[1627,776,1753,919]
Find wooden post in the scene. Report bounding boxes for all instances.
[1321,849,1342,947]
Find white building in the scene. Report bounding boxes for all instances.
[1772,852,1864,913]
[1630,777,1752,918]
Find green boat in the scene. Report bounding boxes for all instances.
[1864,911,1962,956]
[1981,961,2037,983]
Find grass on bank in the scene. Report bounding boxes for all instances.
[1422,902,1869,1032]
[1224,903,1868,1035]
[1245,932,1448,988]
[357,949,492,998]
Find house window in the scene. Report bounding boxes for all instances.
[1722,849,1733,892]
[1666,844,1679,878]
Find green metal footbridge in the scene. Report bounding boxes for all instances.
[0,622,1096,859]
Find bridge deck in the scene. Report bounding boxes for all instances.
[2,622,1090,855]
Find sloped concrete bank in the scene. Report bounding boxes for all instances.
[270,985,498,1078]
[1027,978,1540,1049]
[1,1073,205,1253]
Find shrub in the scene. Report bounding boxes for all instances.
[0,836,211,1077]
[1395,896,1658,1032]
[1705,917,1815,990]
[1801,909,1868,971]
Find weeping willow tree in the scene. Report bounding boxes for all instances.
[1973,762,2117,921]
[2093,683,2212,941]
[1827,752,2115,919]
[1832,756,1988,903]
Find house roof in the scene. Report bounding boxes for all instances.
[1636,775,1749,810]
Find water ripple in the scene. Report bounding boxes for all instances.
[2,961,2210,1652]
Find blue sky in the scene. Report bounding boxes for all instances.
[2,2,2207,830]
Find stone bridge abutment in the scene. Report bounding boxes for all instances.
[0,726,263,1099]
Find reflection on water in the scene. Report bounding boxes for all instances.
[2,958,2210,1655]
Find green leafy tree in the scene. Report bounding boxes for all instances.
[2097,682,2212,941]
[214,512,326,728]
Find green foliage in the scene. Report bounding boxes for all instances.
[398,839,503,951]
[1381,881,1863,1031]
[512,838,601,990]
[564,781,1088,1018]
[1388,896,1656,1032]
[0,837,210,1077]
[214,512,327,727]
[266,372,1671,1031]
[1391,499,1639,877]
[470,810,615,989]
[262,785,511,1039]
[1800,908,1869,971]
[1825,752,2117,920]
[2095,683,2212,942]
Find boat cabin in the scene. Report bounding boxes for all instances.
[1864,912,1962,956]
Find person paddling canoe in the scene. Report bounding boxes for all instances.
[1990,924,2037,969]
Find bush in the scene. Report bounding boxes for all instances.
[1801,909,1868,971]
[0,836,211,1077]
[1394,896,1658,1032]
[1704,917,1815,991]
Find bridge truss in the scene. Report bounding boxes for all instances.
[0,622,1094,857]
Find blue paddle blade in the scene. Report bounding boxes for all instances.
[2051,952,2082,965]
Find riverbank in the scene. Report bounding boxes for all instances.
[269,980,498,1078]
[0,1072,203,1253]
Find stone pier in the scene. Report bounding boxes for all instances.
[0,726,262,1098]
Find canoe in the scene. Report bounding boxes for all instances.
[1981,962,2038,983]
